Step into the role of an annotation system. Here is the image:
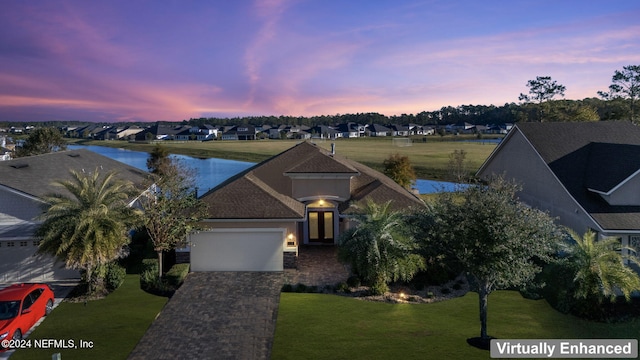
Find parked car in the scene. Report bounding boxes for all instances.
[0,283,55,347]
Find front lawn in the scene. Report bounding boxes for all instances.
[272,291,640,360]
[10,274,168,360]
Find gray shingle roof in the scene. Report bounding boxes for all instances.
[516,121,640,231]
[0,149,149,199]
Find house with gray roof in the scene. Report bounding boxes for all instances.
[0,149,149,283]
[477,121,640,260]
[186,141,424,272]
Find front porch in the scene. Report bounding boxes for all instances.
[283,245,351,287]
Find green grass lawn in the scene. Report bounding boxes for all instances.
[10,275,167,360]
[69,136,497,180]
[272,291,640,360]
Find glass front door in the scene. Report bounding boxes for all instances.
[308,211,334,244]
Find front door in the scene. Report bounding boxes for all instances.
[308,211,334,244]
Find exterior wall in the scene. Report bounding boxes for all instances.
[602,173,640,206]
[479,130,599,233]
[291,178,351,200]
[0,188,43,221]
[0,239,79,282]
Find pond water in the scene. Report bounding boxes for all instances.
[69,144,458,194]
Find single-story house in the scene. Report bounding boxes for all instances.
[0,149,149,283]
[477,121,640,259]
[187,141,425,272]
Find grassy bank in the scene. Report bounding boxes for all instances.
[10,275,168,360]
[69,136,498,180]
[272,291,640,360]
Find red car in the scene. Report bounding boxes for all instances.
[0,283,55,347]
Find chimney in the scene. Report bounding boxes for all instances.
[331,143,335,155]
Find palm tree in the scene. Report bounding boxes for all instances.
[562,229,640,303]
[36,169,141,294]
[338,200,424,295]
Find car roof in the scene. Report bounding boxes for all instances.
[0,283,47,301]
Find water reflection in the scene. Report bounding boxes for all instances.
[69,144,460,194]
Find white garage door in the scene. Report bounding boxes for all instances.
[190,228,284,272]
[0,240,79,283]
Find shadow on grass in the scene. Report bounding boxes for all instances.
[466,336,494,351]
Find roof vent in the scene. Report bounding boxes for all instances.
[10,163,29,169]
[68,153,80,157]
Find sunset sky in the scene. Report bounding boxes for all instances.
[1,1,639,123]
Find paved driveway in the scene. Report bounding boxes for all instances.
[128,272,283,360]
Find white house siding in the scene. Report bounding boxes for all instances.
[0,240,79,282]
[480,130,599,234]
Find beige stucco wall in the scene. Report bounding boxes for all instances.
[479,130,599,233]
[291,177,351,200]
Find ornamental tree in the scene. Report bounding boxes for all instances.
[416,177,561,342]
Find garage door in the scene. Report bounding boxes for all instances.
[190,228,284,272]
[0,240,79,283]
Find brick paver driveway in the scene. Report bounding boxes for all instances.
[128,272,283,360]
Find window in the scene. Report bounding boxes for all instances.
[7,242,14,247]
[33,240,41,247]
[20,241,28,247]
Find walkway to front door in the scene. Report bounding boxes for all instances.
[284,245,350,287]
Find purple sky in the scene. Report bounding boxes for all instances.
[1,1,639,123]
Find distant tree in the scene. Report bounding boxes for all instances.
[15,127,67,157]
[447,149,469,183]
[36,170,140,295]
[418,178,561,343]
[339,200,424,295]
[383,154,417,189]
[519,76,566,122]
[598,65,640,122]
[519,76,566,104]
[140,158,208,279]
[561,229,640,303]
[146,144,171,176]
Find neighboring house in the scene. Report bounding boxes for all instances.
[188,141,424,272]
[310,125,340,139]
[389,124,410,137]
[0,136,11,161]
[477,121,640,260]
[367,124,391,136]
[0,149,149,283]
[221,125,257,140]
[335,123,360,138]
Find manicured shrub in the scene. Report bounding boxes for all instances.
[426,291,434,299]
[335,282,349,293]
[370,281,389,296]
[140,259,159,291]
[440,287,451,294]
[104,262,127,291]
[165,263,190,287]
[452,283,462,290]
[295,283,307,293]
[281,284,294,292]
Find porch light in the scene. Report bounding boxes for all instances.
[287,233,297,247]
[319,199,325,206]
